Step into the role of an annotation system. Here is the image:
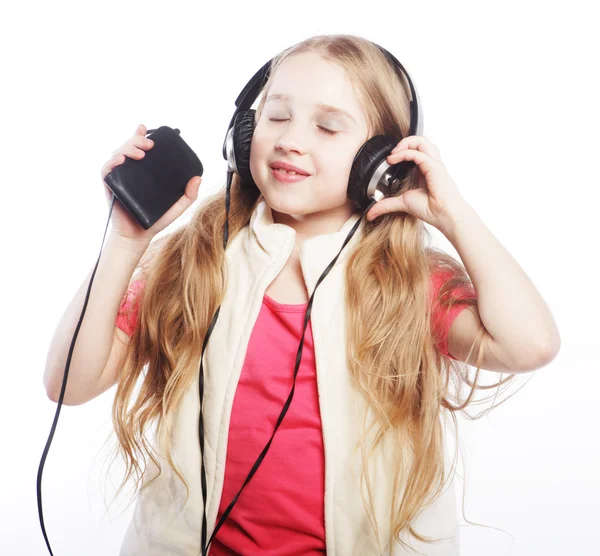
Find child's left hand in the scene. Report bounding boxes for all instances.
[366,135,468,232]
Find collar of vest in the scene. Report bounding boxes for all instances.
[247,197,366,293]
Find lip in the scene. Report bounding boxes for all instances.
[270,161,311,176]
[271,167,310,184]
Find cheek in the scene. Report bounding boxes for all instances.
[320,147,355,179]
[324,147,362,195]
[249,135,266,177]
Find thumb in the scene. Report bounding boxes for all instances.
[367,194,410,221]
[185,176,202,200]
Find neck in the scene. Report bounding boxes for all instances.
[270,200,356,245]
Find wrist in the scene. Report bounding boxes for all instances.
[107,232,152,255]
[438,199,475,239]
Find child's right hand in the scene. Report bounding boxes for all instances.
[101,124,202,244]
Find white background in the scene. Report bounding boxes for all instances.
[1,0,598,554]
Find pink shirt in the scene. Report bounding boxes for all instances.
[428,270,477,361]
[115,271,474,553]
[209,294,325,555]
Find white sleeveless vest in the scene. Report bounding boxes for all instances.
[119,198,460,555]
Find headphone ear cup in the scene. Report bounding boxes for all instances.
[348,135,414,211]
[232,109,257,188]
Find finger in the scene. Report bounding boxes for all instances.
[135,124,146,137]
[184,176,202,200]
[103,145,144,178]
[386,148,434,176]
[111,133,151,158]
[130,135,154,150]
[392,136,440,160]
[367,196,408,221]
[101,153,125,179]
[122,144,146,159]
[367,188,430,221]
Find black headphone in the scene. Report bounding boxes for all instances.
[197,41,424,554]
[221,43,423,211]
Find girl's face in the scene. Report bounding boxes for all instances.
[249,51,371,236]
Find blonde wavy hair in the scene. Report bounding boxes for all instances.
[100,34,526,553]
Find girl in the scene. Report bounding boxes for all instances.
[54,34,560,555]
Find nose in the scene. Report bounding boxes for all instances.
[274,121,308,156]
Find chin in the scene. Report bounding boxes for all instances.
[255,171,353,218]
[262,191,313,217]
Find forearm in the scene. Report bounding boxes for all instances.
[43,232,150,404]
[441,202,561,360]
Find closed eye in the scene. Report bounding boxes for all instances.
[269,118,338,136]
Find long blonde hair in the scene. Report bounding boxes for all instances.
[102,34,524,553]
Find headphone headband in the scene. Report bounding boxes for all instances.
[222,42,423,161]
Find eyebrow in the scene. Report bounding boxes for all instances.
[265,93,357,124]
